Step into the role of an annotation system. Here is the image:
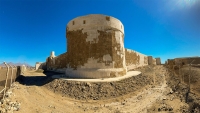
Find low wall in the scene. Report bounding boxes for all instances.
[35,62,46,70]
[0,65,19,99]
[125,49,148,70]
[174,57,200,65]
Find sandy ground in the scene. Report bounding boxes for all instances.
[3,65,190,113]
[10,81,164,113]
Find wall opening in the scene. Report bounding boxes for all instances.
[106,16,110,21]
[73,21,75,25]
[83,20,86,24]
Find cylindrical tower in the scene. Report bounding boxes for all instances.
[66,14,126,78]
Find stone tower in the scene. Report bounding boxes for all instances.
[65,14,127,78]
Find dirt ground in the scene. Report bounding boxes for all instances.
[1,65,199,113]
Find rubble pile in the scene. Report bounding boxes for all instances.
[0,98,20,113]
[45,73,153,100]
[0,84,20,113]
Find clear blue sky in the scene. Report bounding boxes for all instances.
[0,0,200,66]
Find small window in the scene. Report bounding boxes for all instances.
[83,20,86,24]
[106,16,110,21]
[72,21,75,25]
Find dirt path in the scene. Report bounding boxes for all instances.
[7,65,174,113]
[102,75,167,113]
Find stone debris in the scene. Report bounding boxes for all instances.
[45,72,152,100]
[0,98,20,113]
[157,104,173,112]
[0,83,21,113]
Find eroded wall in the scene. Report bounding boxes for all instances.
[46,52,68,70]
[35,62,46,70]
[44,14,127,78]
[45,14,160,78]
[156,58,161,65]
[174,57,200,65]
[125,49,148,70]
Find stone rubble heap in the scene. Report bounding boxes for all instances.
[0,98,20,113]
[45,71,154,100]
[0,84,20,113]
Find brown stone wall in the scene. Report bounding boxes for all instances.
[148,56,153,65]
[144,56,148,64]
[125,49,140,65]
[174,57,200,65]
[156,58,161,65]
[66,29,125,69]
[167,59,175,69]
[111,31,125,68]
[46,52,68,70]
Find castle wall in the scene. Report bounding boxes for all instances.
[174,57,200,65]
[35,62,46,70]
[148,56,153,65]
[125,49,148,71]
[155,58,161,65]
[65,14,126,78]
[152,58,156,65]
[44,14,160,78]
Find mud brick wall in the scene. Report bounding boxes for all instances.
[156,58,161,65]
[174,57,200,65]
[46,52,68,70]
[152,58,156,65]
[167,59,175,69]
[125,49,148,71]
[35,62,46,70]
[44,14,160,78]
[65,14,127,78]
[148,56,153,65]
[0,67,18,93]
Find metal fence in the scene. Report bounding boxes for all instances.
[0,62,20,99]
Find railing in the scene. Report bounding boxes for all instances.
[0,62,20,99]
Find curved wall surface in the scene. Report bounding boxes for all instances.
[67,14,124,33]
[65,14,126,78]
[44,14,159,79]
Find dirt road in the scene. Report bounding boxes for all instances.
[4,65,186,113]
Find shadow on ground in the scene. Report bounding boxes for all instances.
[16,71,63,86]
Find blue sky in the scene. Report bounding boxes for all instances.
[0,0,200,66]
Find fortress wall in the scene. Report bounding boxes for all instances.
[35,62,46,70]
[125,49,148,71]
[67,14,124,33]
[65,14,126,78]
[174,57,200,65]
[44,14,161,78]
[167,59,175,69]
[46,52,68,71]
[148,56,153,65]
[156,58,161,65]
[152,58,156,65]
